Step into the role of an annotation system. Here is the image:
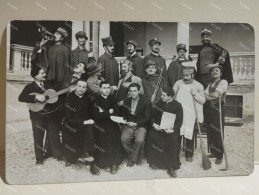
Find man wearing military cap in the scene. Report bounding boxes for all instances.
[196,28,233,88]
[167,43,190,88]
[71,31,96,70]
[126,40,145,78]
[97,36,119,89]
[31,27,72,91]
[173,61,206,162]
[143,38,169,85]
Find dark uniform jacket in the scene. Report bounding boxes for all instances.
[127,53,145,78]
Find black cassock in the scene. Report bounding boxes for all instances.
[147,99,183,170]
[93,95,122,168]
[62,92,95,164]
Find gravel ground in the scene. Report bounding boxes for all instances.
[5,83,254,184]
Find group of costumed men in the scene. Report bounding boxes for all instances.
[18,26,233,178]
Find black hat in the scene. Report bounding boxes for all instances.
[201,28,212,36]
[209,64,223,72]
[86,62,102,75]
[149,38,161,46]
[56,27,69,38]
[145,60,157,69]
[176,43,187,52]
[126,40,137,47]
[75,31,88,40]
[101,36,114,46]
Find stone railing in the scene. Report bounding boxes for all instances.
[9,44,34,72]
[116,52,255,86]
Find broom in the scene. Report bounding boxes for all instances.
[219,97,229,171]
[192,95,211,170]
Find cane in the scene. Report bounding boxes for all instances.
[219,96,229,171]
[192,94,211,170]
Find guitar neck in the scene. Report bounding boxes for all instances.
[54,87,71,97]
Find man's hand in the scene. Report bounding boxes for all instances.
[84,119,95,125]
[35,94,46,102]
[109,109,114,114]
[111,86,118,91]
[153,123,161,131]
[164,129,174,134]
[88,52,94,58]
[40,38,49,47]
[190,88,197,96]
[126,122,137,127]
[117,100,124,107]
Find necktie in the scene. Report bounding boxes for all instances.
[40,82,45,91]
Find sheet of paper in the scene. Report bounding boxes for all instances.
[160,111,176,129]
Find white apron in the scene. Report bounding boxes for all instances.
[176,83,204,140]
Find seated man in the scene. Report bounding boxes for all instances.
[142,60,167,103]
[92,81,122,174]
[146,87,183,178]
[18,65,63,164]
[121,83,151,167]
[62,79,100,175]
[116,59,143,107]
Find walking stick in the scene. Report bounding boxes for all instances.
[219,96,229,171]
[192,95,211,170]
[151,66,164,103]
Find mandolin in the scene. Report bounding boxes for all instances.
[27,87,71,112]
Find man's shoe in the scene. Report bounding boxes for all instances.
[36,160,43,165]
[127,160,135,167]
[207,153,216,158]
[186,157,193,162]
[215,158,223,165]
[90,164,100,175]
[167,168,177,178]
[110,165,119,174]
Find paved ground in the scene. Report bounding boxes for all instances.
[5,82,254,184]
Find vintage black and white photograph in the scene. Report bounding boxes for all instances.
[5,21,254,184]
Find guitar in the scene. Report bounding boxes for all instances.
[27,87,72,112]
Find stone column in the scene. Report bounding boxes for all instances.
[92,21,99,58]
[71,21,84,50]
[98,21,110,57]
[83,21,91,51]
[177,22,190,57]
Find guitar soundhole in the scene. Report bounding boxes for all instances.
[45,95,49,100]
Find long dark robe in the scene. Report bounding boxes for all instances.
[71,46,96,69]
[47,43,72,84]
[196,43,233,87]
[92,95,122,167]
[143,53,169,85]
[97,53,119,86]
[147,99,183,170]
[167,57,189,88]
[62,92,95,164]
[127,53,145,78]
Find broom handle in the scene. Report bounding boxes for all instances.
[192,95,205,153]
[219,97,229,170]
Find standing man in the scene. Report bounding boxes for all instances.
[142,60,167,103]
[204,64,228,165]
[31,27,72,90]
[92,81,122,174]
[18,65,63,164]
[116,59,143,107]
[71,31,95,69]
[167,43,189,88]
[173,62,206,162]
[146,87,183,178]
[196,28,233,88]
[126,40,145,78]
[62,79,100,175]
[143,38,169,85]
[121,83,151,167]
[97,36,119,89]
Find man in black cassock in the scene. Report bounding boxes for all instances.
[196,28,233,88]
[62,79,100,175]
[143,38,169,85]
[92,81,122,174]
[167,43,189,88]
[146,87,183,178]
